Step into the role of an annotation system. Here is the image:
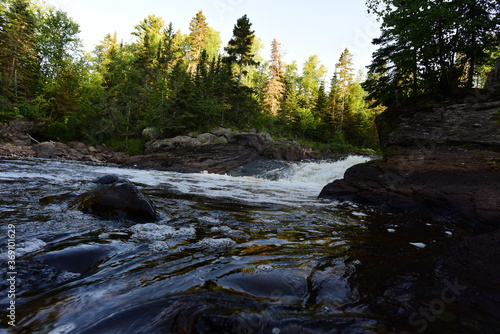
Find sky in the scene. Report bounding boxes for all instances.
[46,0,381,79]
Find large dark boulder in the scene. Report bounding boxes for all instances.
[74,174,156,222]
[320,92,500,230]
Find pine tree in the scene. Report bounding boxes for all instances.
[158,23,185,73]
[263,39,286,116]
[225,14,258,86]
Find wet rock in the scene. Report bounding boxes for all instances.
[232,133,266,153]
[75,175,156,222]
[35,243,119,274]
[92,174,120,184]
[320,92,500,229]
[125,143,259,174]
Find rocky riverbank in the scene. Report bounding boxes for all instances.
[124,128,311,173]
[0,140,129,164]
[319,91,500,230]
[0,121,327,173]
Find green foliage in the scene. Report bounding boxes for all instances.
[364,0,500,105]
[0,3,380,154]
[41,117,83,142]
[225,15,258,86]
[104,138,145,156]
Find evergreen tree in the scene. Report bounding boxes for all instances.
[281,61,301,121]
[225,14,258,86]
[158,23,185,73]
[312,82,330,139]
[188,10,209,72]
[263,39,286,116]
[334,48,354,134]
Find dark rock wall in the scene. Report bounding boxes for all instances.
[320,93,500,229]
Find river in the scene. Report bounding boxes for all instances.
[0,156,490,333]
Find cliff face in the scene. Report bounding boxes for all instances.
[320,92,500,229]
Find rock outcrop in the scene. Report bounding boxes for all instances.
[0,140,128,164]
[0,118,45,145]
[74,174,157,222]
[125,129,306,174]
[320,91,500,229]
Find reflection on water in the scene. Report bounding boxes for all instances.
[0,157,493,333]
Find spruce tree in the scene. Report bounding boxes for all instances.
[225,14,258,86]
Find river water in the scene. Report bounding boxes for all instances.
[0,156,489,333]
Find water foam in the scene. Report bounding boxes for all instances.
[130,223,196,241]
[0,155,372,209]
[278,155,373,185]
[196,238,236,249]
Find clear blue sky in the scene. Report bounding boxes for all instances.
[48,0,380,79]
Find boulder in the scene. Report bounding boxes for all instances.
[232,133,266,154]
[139,130,307,174]
[196,133,219,145]
[32,142,62,159]
[319,92,500,229]
[211,127,233,139]
[74,174,156,222]
[142,127,160,141]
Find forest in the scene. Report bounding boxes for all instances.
[0,0,499,154]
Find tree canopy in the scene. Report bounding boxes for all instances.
[0,1,383,154]
[364,0,500,105]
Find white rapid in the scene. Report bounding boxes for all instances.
[91,155,372,207]
[0,155,372,208]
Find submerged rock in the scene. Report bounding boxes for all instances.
[74,175,156,222]
[320,92,500,230]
